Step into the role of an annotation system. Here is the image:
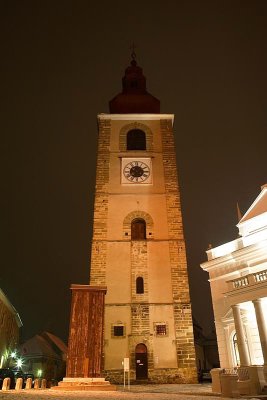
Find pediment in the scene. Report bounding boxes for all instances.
[237,185,267,235]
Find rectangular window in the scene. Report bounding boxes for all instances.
[154,323,167,336]
[112,324,125,337]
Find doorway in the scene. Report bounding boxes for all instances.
[135,343,148,379]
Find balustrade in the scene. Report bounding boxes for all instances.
[254,270,267,282]
[237,367,249,381]
[233,277,249,288]
[222,368,238,375]
[228,268,267,291]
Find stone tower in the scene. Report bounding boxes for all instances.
[89,55,197,383]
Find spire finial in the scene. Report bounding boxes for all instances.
[130,43,137,65]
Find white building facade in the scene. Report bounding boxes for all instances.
[201,184,267,394]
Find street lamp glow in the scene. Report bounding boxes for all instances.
[16,358,23,368]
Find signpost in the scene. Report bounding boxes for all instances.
[123,358,130,390]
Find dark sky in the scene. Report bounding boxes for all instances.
[1,1,267,344]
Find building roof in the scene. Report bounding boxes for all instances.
[20,331,67,360]
[202,184,267,263]
[42,331,67,354]
[21,335,58,358]
[238,184,267,224]
[237,184,267,236]
[109,56,160,114]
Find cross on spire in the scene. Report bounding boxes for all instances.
[130,42,137,62]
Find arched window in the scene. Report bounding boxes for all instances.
[136,277,144,294]
[127,129,146,150]
[131,218,146,240]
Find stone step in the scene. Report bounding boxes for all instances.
[51,377,116,391]
[52,384,117,391]
[58,382,112,386]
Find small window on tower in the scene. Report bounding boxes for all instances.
[131,218,146,240]
[154,323,168,336]
[112,324,125,337]
[131,80,138,88]
[136,277,144,294]
[127,129,146,150]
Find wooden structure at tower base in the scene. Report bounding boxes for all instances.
[52,285,116,391]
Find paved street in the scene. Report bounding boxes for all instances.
[0,384,256,400]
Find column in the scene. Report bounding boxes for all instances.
[232,304,250,366]
[253,299,267,364]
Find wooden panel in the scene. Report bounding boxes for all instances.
[66,285,106,377]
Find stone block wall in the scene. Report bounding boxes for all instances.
[89,116,197,383]
[90,119,111,286]
[104,367,197,384]
[0,295,20,367]
[161,119,197,380]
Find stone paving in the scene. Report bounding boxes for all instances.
[0,383,256,400]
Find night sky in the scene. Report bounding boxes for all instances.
[1,1,267,344]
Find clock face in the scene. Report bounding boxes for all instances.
[123,160,151,183]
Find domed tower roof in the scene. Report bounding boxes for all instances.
[109,53,160,113]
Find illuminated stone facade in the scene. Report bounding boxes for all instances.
[201,184,267,394]
[89,58,196,383]
[0,289,22,368]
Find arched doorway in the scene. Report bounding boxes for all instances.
[135,343,148,379]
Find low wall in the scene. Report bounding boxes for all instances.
[104,367,197,384]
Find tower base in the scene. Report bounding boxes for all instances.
[104,367,198,385]
[51,377,116,391]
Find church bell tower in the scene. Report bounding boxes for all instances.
[89,54,197,383]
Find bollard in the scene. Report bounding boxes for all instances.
[34,378,40,389]
[2,377,10,391]
[15,377,23,390]
[25,378,32,389]
[41,379,46,389]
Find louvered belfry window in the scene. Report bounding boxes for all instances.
[127,129,146,150]
[131,218,146,240]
